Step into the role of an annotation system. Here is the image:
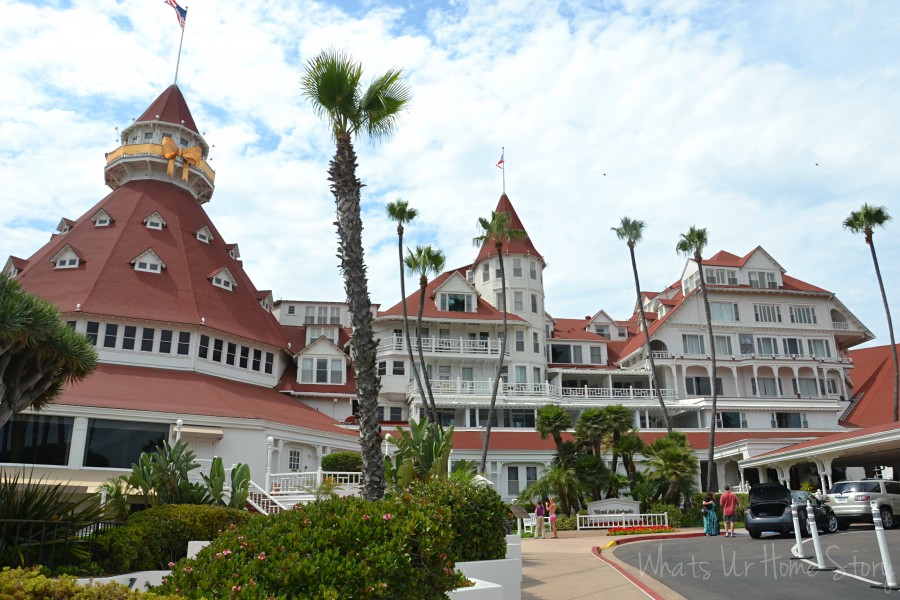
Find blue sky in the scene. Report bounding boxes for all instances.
[1,0,898,348]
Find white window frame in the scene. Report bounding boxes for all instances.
[288,449,301,472]
[711,302,740,322]
[789,305,817,325]
[753,304,782,323]
[514,291,524,312]
[714,335,733,356]
[55,257,80,269]
[749,271,778,289]
[716,411,747,428]
[682,334,705,356]
[300,357,344,384]
[515,330,525,352]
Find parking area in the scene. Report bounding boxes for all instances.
[610,526,900,599]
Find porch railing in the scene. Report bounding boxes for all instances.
[377,336,506,357]
[408,379,677,403]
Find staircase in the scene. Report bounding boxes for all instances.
[246,481,291,515]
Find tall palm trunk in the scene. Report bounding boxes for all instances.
[695,257,718,492]
[415,277,438,421]
[866,230,900,422]
[397,226,429,421]
[330,134,384,500]
[629,240,673,432]
[480,247,509,473]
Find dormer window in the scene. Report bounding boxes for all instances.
[439,293,473,312]
[227,244,241,260]
[210,267,236,291]
[91,209,113,227]
[196,226,213,244]
[143,212,167,230]
[56,219,74,234]
[131,249,166,274]
[50,244,82,269]
[748,270,778,289]
[3,257,24,278]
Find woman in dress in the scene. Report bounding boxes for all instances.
[702,492,719,536]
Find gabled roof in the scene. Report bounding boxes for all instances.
[135,84,200,134]
[130,248,166,270]
[379,271,526,323]
[4,256,27,274]
[49,243,83,264]
[551,318,607,342]
[56,218,75,233]
[474,194,544,266]
[842,343,900,427]
[90,209,114,224]
[55,363,355,438]
[14,179,288,348]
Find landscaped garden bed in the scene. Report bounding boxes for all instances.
[606,525,678,536]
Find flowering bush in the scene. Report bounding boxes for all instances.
[406,478,508,562]
[606,525,678,536]
[154,495,467,599]
[93,504,253,573]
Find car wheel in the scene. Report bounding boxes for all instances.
[824,514,839,534]
[749,530,761,539]
[880,507,894,530]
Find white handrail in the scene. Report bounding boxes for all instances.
[577,512,669,530]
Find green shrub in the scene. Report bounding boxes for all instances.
[0,567,180,599]
[154,495,466,599]
[556,514,578,531]
[408,478,507,562]
[321,451,362,472]
[690,492,749,517]
[648,502,684,528]
[94,504,253,573]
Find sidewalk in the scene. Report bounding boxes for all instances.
[521,528,704,600]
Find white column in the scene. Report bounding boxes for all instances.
[67,417,89,469]
[716,462,727,492]
[175,418,183,441]
[265,436,274,492]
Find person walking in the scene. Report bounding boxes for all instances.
[719,484,738,538]
[534,499,545,539]
[548,498,559,539]
[702,492,719,536]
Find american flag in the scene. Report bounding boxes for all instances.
[164,0,187,29]
[496,149,504,169]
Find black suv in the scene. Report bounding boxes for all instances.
[744,483,839,539]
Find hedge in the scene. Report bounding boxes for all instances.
[321,451,362,472]
[154,495,467,599]
[0,567,181,599]
[93,504,253,573]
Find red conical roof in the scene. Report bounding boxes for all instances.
[136,84,199,133]
[474,194,544,265]
[15,179,287,348]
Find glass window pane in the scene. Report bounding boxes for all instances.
[84,419,168,468]
[0,414,73,465]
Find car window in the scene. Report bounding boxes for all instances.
[797,492,808,503]
[886,482,900,495]
[831,481,880,494]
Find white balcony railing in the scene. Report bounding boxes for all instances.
[377,336,507,357]
[409,379,677,403]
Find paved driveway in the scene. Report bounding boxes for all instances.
[611,527,900,600]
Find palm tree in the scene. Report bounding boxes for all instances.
[0,274,97,429]
[473,211,526,474]
[405,244,446,423]
[301,49,411,501]
[676,226,717,492]
[843,204,898,422]
[386,200,429,421]
[575,407,607,464]
[536,404,573,465]
[615,431,645,492]
[643,432,699,504]
[602,404,635,497]
[612,217,673,433]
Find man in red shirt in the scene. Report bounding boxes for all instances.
[720,484,738,537]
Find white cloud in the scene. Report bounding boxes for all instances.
[1,0,898,347]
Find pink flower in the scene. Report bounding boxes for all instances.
[257,552,266,561]
[383,513,393,521]
[183,566,193,574]
[363,514,370,521]
[232,584,242,592]
[168,561,176,568]
[223,549,232,556]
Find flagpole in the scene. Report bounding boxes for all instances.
[501,146,506,194]
[173,7,188,84]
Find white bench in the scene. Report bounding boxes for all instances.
[523,514,553,535]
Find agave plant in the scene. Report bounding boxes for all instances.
[384,419,454,491]
[1,469,105,566]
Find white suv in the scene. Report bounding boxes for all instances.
[825,479,900,530]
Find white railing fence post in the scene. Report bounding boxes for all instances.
[265,436,274,492]
[317,466,323,488]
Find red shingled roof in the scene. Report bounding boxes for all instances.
[474,194,544,266]
[842,343,900,427]
[752,421,898,458]
[15,179,288,348]
[57,363,357,437]
[136,84,200,133]
[379,271,525,323]
[552,318,606,341]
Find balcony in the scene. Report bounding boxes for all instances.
[408,379,677,405]
[377,336,507,357]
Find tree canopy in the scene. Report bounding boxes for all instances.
[0,274,97,429]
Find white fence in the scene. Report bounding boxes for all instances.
[411,380,677,404]
[268,469,362,496]
[577,513,669,530]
